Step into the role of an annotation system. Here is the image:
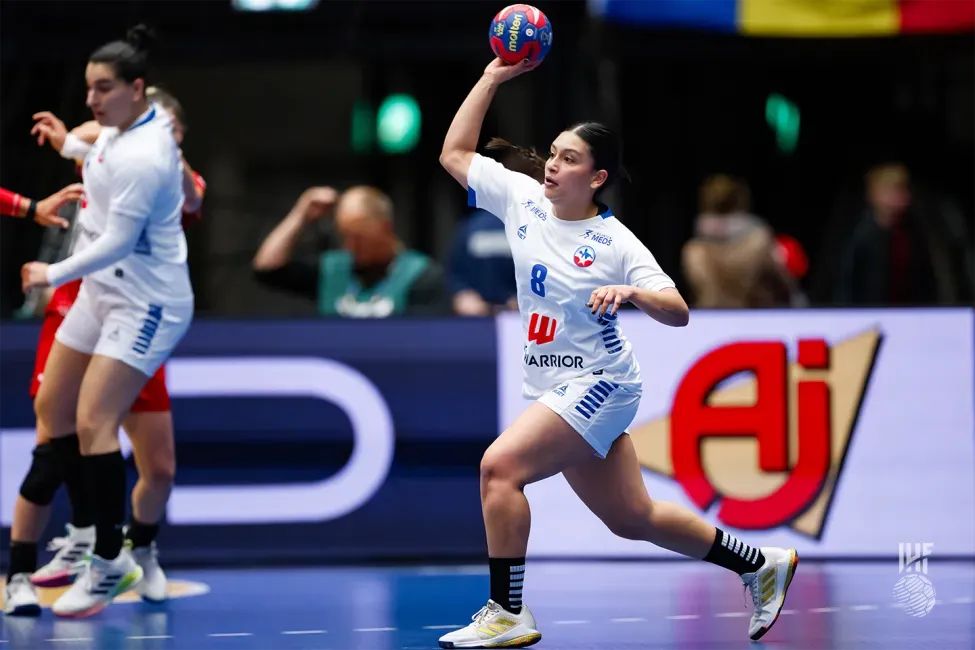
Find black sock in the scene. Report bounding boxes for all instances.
[489,557,525,614]
[50,434,94,528]
[126,518,159,548]
[7,542,38,580]
[82,451,127,560]
[703,528,765,575]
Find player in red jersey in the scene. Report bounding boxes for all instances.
[3,86,204,617]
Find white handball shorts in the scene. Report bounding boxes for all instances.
[54,281,192,377]
[537,374,641,459]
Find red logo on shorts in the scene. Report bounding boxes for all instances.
[628,331,881,537]
[528,313,557,345]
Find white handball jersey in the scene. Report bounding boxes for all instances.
[467,153,675,399]
[67,103,192,305]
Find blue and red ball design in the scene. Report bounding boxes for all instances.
[490,4,553,64]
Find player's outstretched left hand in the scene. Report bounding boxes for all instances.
[21,261,51,293]
[587,285,634,317]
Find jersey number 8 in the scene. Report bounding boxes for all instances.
[530,264,547,297]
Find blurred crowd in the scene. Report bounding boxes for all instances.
[242,154,972,319]
[20,125,974,320]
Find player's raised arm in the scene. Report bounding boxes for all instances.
[439,58,538,189]
[32,112,99,163]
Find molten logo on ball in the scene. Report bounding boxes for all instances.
[489,4,553,64]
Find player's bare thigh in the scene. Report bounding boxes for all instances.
[561,433,653,537]
[33,341,92,441]
[76,355,152,455]
[562,433,715,557]
[481,402,596,490]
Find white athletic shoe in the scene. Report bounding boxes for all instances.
[742,547,799,641]
[31,524,95,588]
[132,543,167,603]
[438,600,541,648]
[51,546,143,619]
[3,573,41,617]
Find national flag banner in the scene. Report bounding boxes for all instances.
[588,0,975,36]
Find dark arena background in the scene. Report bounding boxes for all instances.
[1,1,973,649]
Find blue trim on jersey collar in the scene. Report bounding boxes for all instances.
[127,105,157,132]
[596,202,614,219]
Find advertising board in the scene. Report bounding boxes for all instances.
[498,309,975,558]
[1,318,499,564]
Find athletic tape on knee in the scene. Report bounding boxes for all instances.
[19,443,63,506]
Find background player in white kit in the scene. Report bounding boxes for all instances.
[20,25,194,619]
[437,57,799,649]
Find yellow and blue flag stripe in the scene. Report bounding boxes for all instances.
[588,0,974,37]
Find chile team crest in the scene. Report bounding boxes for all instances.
[573,245,595,268]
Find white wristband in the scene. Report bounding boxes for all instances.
[60,133,92,161]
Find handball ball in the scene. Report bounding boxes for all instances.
[490,4,553,64]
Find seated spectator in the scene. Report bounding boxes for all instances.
[449,138,546,316]
[681,175,796,308]
[253,185,450,317]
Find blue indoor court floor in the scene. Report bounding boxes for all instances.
[2,561,973,650]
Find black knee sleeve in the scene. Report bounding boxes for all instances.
[19,442,63,506]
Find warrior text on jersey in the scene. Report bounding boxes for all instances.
[466,153,675,399]
[46,103,193,307]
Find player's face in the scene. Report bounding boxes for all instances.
[335,208,394,267]
[85,63,143,128]
[544,132,608,204]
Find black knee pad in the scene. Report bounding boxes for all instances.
[19,443,63,506]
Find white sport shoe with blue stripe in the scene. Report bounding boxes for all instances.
[51,545,142,619]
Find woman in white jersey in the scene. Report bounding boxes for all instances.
[19,24,193,619]
[1,87,207,620]
[437,58,799,649]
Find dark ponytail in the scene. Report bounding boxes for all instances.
[89,24,157,86]
[485,137,546,183]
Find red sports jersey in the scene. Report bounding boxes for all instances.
[182,171,207,227]
[0,187,26,217]
[45,279,83,317]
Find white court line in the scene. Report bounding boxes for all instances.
[610,617,646,623]
[354,627,397,632]
[422,625,463,630]
[281,630,326,635]
[207,633,253,637]
[849,605,878,611]
[46,639,92,643]
[715,612,749,618]
[780,609,797,615]
[810,607,839,613]
[126,636,172,640]
[952,597,973,604]
[666,614,699,620]
[553,620,589,625]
